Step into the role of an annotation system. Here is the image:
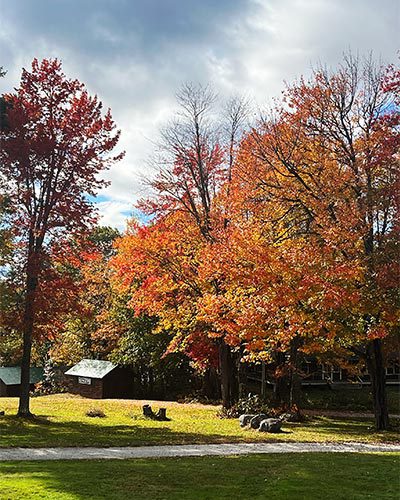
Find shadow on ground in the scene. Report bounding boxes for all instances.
[0,453,399,500]
[0,415,242,448]
[0,413,398,448]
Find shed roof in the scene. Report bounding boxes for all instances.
[0,367,44,386]
[65,359,116,379]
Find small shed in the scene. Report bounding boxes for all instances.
[0,367,44,397]
[65,359,134,399]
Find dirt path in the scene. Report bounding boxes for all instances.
[0,442,399,461]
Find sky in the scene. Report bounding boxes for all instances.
[0,0,398,229]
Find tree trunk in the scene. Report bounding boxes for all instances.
[202,367,220,399]
[237,347,246,399]
[288,338,302,409]
[219,342,238,409]
[273,340,303,410]
[148,367,154,397]
[18,271,38,417]
[273,351,289,406]
[288,372,302,409]
[366,338,389,430]
[261,361,267,399]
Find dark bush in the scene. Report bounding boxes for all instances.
[218,394,274,419]
[85,408,106,418]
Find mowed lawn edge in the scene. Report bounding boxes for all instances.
[0,453,399,500]
[0,394,399,448]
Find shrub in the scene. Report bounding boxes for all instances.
[31,360,68,396]
[218,394,274,419]
[85,408,106,418]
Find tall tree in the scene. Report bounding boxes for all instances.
[231,55,399,428]
[0,59,122,416]
[134,85,248,408]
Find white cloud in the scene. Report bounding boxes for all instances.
[0,0,398,229]
[95,200,134,230]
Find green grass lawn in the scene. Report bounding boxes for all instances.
[0,453,398,499]
[0,394,398,448]
[301,385,400,413]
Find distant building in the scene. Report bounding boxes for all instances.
[0,367,44,397]
[247,357,400,389]
[65,359,134,399]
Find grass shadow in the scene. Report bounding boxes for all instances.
[0,414,253,448]
[0,453,399,500]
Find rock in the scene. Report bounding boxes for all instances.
[239,414,256,427]
[250,414,269,429]
[280,411,303,423]
[259,418,283,433]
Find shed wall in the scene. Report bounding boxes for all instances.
[0,382,36,397]
[102,368,134,399]
[65,376,103,399]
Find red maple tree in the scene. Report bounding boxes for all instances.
[0,59,123,416]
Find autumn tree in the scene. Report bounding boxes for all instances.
[49,226,123,363]
[231,55,399,428]
[0,199,20,367]
[0,66,21,367]
[51,223,198,399]
[112,214,219,370]
[0,59,122,416]
[109,302,197,400]
[0,66,10,260]
[1,228,85,370]
[126,85,249,408]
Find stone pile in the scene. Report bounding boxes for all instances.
[239,413,283,433]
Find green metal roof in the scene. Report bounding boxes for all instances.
[0,367,44,386]
[65,359,116,379]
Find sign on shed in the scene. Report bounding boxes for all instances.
[78,377,91,385]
